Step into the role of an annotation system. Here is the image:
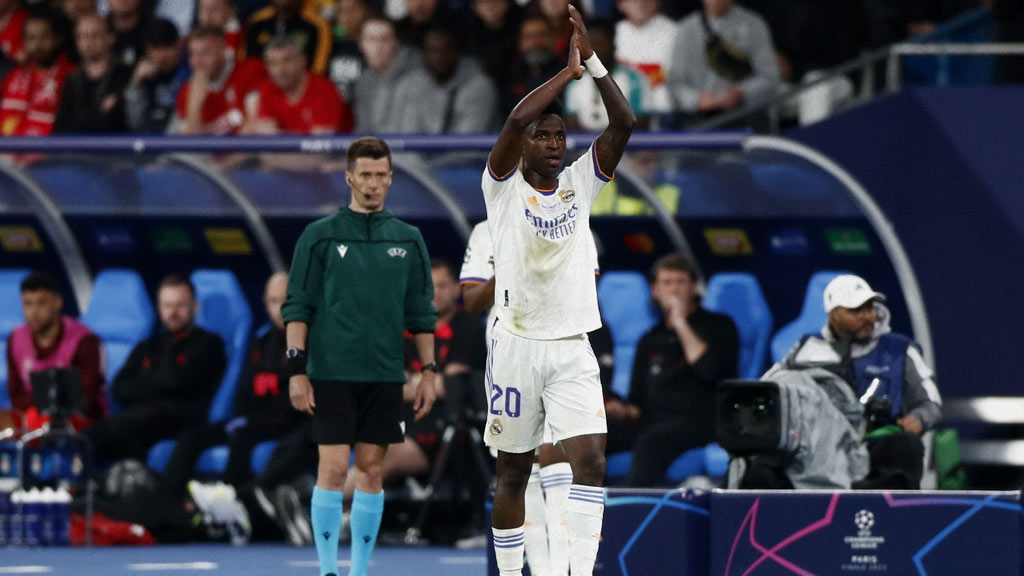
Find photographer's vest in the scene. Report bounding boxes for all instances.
[849,333,911,419]
[9,316,93,393]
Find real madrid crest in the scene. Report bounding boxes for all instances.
[490,418,503,435]
[558,189,576,203]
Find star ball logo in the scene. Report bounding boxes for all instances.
[854,509,874,534]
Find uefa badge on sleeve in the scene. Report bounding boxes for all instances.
[490,418,503,436]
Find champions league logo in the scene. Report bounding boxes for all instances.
[854,509,875,534]
[842,509,887,572]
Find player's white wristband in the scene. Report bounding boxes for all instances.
[584,53,608,80]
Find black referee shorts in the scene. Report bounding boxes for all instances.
[311,380,404,446]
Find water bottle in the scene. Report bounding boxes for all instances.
[22,488,43,546]
[40,487,56,546]
[0,489,10,545]
[53,488,71,546]
[9,490,23,546]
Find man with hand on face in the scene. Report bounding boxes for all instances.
[614,253,739,488]
[769,275,942,489]
[282,136,437,576]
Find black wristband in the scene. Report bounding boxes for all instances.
[285,348,307,376]
[420,362,439,373]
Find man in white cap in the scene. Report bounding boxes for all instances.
[771,274,942,489]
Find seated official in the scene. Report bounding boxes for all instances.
[83,274,226,463]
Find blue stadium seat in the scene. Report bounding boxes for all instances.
[250,440,278,476]
[80,269,155,384]
[704,273,774,379]
[597,271,659,398]
[0,269,30,410]
[148,269,252,474]
[605,451,633,482]
[770,270,851,363]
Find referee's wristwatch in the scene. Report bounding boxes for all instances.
[285,347,307,376]
[420,362,440,373]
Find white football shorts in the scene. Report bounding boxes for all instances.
[483,319,607,453]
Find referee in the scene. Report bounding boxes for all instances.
[281,136,438,576]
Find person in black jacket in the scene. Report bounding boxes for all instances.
[614,253,739,487]
[83,274,227,463]
[156,272,302,496]
[53,14,132,133]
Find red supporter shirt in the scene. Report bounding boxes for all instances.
[0,9,26,63]
[255,72,351,133]
[0,55,75,136]
[175,58,265,134]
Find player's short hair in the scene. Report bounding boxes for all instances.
[146,18,180,47]
[650,252,698,283]
[21,271,59,294]
[191,25,226,42]
[541,98,564,119]
[157,274,197,299]
[430,258,457,281]
[346,136,392,171]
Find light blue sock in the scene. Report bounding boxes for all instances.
[349,490,385,576]
[311,487,344,576]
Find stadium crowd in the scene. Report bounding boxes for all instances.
[0,0,986,138]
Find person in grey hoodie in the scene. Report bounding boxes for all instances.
[352,15,417,133]
[389,25,498,134]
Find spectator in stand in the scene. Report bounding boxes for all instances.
[531,0,575,56]
[244,0,332,74]
[666,0,780,127]
[326,0,367,103]
[500,14,561,116]
[862,0,979,48]
[614,0,676,125]
[54,14,131,132]
[352,14,416,133]
[82,274,227,464]
[395,0,447,48]
[124,18,189,133]
[60,0,96,24]
[249,36,352,134]
[108,0,151,68]
[391,25,496,133]
[196,0,245,60]
[460,0,522,85]
[0,0,28,66]
[6,271,106,431]
[0,8,74,137]
[565,18,649,131]
[171,25,265,135]
[614,253,739,487]
[155,272,302,497]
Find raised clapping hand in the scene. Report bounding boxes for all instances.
[568,4,594,60]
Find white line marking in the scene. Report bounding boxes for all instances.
[439,557,488,565]
[0,568,52,574]
[126,563,218,571]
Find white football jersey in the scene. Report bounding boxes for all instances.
[482,146,610,340]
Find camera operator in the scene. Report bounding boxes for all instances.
[769,275,942,489]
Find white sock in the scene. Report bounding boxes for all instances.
[566,485,605,576]
[523,464,550,576]
[540,462,572,576]
[492,525,525,576]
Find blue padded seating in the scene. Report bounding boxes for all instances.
[0,269,30,410]
[704,273,773,379]
[80,269,155,384]
[770,270,851,363]
[597,271,659,398]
